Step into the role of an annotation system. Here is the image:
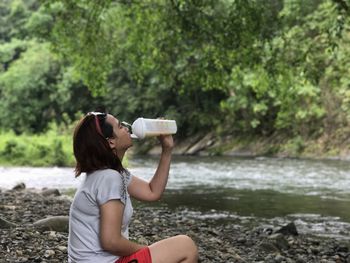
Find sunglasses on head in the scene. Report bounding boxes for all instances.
[88,112,106,117]
[87,112,107,137]
[87,112,132,137]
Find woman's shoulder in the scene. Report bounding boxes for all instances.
[87,169,122,183]
[90,168,121,176]
[96,168,131,176]
[88,168,132,185]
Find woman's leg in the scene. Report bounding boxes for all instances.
[149,235,198,263]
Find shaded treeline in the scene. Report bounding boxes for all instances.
[1,0,350,146]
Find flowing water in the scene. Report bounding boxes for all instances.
[1,156,350,239]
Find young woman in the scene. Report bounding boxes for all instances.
[68,111,198,263]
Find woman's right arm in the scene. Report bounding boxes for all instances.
[100,200,145,256]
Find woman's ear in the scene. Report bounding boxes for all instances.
[108,138,116,149]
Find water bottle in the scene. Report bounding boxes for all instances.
[130,118,177,139]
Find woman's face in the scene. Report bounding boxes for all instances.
[105,114,133,152]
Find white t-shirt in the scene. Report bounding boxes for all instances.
[68,169,133,263]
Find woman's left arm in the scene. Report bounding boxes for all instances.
[128,135,173,201]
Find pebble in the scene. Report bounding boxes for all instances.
[44,249,55,258]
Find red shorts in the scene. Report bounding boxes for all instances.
[115,247,152,263]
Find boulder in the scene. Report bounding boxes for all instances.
[41,188,61,197]
[276,222,298,236]
[32,216,69,233]
[12,182,26,191]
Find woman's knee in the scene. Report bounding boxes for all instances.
[149,234,198,263]
[176,235,198,259]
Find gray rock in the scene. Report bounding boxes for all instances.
[276,222,298,236]
[296,255,306,263]
[44,249,55,258]
[32,216,69,232]
[259,240,279,253]
[274,254,285,263]
[268,233,289,250]
[41,188,61,197]
[0,217,17,229]
[12,182,26,191]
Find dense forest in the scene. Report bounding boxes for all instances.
[1,0,350,164]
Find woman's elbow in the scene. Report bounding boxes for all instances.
[100,237,121,253]
[100,238,114,252]
[148,192,163,201]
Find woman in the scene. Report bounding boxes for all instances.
[68,111,198,263]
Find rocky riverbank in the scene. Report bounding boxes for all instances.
[1,184,350,263]
[138,133,350,161]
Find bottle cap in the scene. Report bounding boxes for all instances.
[131,118,145,139]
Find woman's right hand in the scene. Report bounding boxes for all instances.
[158,134,174,152]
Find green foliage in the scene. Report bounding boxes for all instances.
[25,5,54,37]
[0,0,108,134]
[39,0,114,95]
[0,41,53,133]
[41,0,349,138]
[2,139,26,160]
[52,139,67,166]
[221,0,349,137]
[0,38,27,71]
[41,0,280,134]
[281,136,306,156]
[1,0,350,161]
[0,126,75,167]
[0,39,101,133]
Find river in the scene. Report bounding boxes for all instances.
[1,156,350,239]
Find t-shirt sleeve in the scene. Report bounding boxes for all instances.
[96,170,127,206]
[125,169,133,186]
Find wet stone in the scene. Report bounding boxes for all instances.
[12,183,26,191]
